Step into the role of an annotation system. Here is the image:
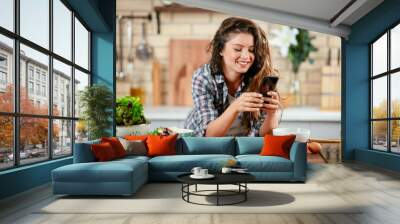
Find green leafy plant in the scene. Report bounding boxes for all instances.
[116,96,146,126]
[79,84,113,140]
[288,29,318,73]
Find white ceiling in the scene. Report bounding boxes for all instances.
[172,0,384,38]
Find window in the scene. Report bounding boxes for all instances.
[75,18,89,70]
[0,0,91,170]
[35,70,41,81]
[42,85,46,97]
[0,71,6,88]
[53,0,72,60]
[0,54,8,86]
[28,81,34,94]
[53,59,72,117]
[371,23,400,154]
[74,69,89,118]
[36,83,40,95]
[20,0,49,49]
[0,54,7,67]
[28,67,34,80]
[0,34,13,113]
[0,116,13,170]
[53,119,72,158]
[0,0,14,32]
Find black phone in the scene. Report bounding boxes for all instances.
[260,76,279,97]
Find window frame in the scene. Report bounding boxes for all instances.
[370,20,400,154]
[0,0,92,171]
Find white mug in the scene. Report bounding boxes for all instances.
[200,169,208,176]
[191,167,202,176]
[221,167,232,174]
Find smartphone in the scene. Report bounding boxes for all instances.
[260,76,279,97]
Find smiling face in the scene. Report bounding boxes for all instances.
[220,32,255,77]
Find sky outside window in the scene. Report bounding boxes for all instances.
[372,34,387,76]
[0,0,14,31]
[53,0,72,60]
[74,18,89,70]
[391,24,400,70]
[20,0,49,49]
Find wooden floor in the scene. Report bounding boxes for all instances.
[1,161,400,224]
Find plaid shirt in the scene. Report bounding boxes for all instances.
[183,64,266,136]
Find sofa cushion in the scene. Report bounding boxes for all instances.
[115,155,150,164]
[147,134,178,157]
[52,159,147,183]
[236,137,263,155]
[91,142,118,161]
[177,137,235,155]
[148,154,235,172]
[101,137,127,158]
[260,134,296,159]
[124,135,148,141]
[236,155,293,172]
[119,138,148,156]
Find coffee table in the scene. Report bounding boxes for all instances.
[177,172,255,206]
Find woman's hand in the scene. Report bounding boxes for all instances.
[231,92,264,113]
[262,91,281,114]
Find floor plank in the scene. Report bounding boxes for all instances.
[1,162,400,224]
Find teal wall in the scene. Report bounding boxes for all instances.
[0,158,72,199]
[0,0,116,200]
[92,32,116,136]
[343,0,400,171]
[91,0,116,136]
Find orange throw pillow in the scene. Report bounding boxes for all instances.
[146,134,178,157]
[124,135,148,141]
[260,134,296,159]
[101,137,126,158]
[91,142,117,161]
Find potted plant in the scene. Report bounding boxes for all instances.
[116,96,149,137]
[79,84,113,140]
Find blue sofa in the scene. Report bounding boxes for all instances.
[52,137,307,196]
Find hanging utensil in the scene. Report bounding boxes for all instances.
[136,22,153,61]
[126,20,134,72]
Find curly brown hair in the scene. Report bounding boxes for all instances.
[208,17,277,134]
[208,17,271,85]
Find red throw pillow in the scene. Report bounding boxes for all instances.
[124,135,148,141]
[101,137,126,158]
[260,134,296,159]
[146,134,178,157]
[91,142,117,161]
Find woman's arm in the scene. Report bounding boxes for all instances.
[206,92,264,137]
[259,110,281,136]
[205,104,238,137]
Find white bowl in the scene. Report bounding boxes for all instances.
[272,127,310,143]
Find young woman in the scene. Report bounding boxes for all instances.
[183,17,281,137]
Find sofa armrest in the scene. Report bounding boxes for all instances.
[289,142,307,181]
[73,140,100,163]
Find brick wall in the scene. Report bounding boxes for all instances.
[116,0,341,110]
